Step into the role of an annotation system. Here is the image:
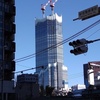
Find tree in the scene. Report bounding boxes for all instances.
[39,85,44,96]
[45,85,55,96]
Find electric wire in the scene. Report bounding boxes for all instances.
[15,19,100,63]
[15,65,83,80]
[14,20,100,81]
[14,20,100,73]
[15,67,83,81]
[14,67,36,74]
[14,66,41,74]
[15,64,83,80]
[86,28,100,39]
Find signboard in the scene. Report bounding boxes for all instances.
[78,5,100,20]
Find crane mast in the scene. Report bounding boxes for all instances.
[41,0,58,17]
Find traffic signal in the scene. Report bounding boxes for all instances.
[69,38,88,55]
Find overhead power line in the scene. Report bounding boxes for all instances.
[86,28,100,39]
[14,68,36,74]
[15,19,100,63]
[15,67,83,81]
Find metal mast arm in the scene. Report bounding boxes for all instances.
[87,38,100,44]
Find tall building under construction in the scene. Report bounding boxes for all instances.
[35,1,68,90]
[0,0,16,99]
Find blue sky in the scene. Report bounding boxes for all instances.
[15,0,100,87]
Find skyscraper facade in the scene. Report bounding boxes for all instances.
[35,13,68,90]
[0,0,16,99]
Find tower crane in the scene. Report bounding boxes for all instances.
[50,0,58,14]
[41,0,50,18]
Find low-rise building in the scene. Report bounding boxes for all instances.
[16,74,39,100]
[71,84,86,91]
[71,84,86,97]
[83,61,100,88]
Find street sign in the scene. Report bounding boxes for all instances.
[78,5,100,20]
